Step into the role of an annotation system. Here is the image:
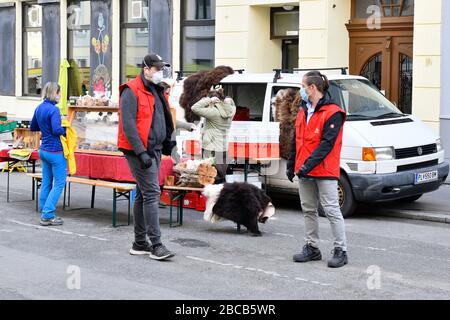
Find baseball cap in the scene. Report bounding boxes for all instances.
[142,53,171,69]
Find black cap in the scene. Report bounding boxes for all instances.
[142,53,171,69]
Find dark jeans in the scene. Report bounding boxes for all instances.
[202,149,228,184]
[125,152,162,245]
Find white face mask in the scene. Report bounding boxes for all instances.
[152,70,164,84]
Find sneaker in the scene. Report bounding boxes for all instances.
[328,248,348,268]
[129,241,152,255]
[40,216,64,226]
[293,244,322,263]
[149,244,175,261]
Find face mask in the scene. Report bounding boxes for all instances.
[152,70,164,84]
[300,86,310,102]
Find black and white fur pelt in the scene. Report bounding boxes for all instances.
[202,182,275,236]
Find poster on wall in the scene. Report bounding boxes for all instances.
[90,0,112,99]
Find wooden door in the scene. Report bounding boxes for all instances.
[349,36,413,114]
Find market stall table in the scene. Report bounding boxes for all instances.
[0,148,39,202]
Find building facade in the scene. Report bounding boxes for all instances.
[0,0,448,165]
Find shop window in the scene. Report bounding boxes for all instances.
[67,0,91,97]
[181,1,215,73]
[0,5,16,96]
[23,2,42,96]
[120,0,149,83]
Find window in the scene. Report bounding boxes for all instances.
[271,7,299,39]
[354,0,414,19]
[223,84,267,121]
[181,0,215,73]
[23,3,42,96]
[67,0,91,96]
[121,0,149,83]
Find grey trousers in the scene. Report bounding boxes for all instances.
[125,153,162,245]
[298,178,347,251]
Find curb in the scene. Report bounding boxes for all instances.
[379,210,450,224]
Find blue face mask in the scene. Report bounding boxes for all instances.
[300,86,310,103]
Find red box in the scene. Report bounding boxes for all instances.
[182,192,198,209]
[160,190,176,206]
[196,194,207,211]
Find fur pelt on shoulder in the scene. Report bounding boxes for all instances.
[202,182,275,236]
[274,88,301,159]
[179,66,234,123]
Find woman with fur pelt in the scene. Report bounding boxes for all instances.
[191,88,236,184]
[179,66,234,123]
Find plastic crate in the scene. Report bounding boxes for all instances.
[182,192,198,209]
[196,194,207,211]
[160,190,175,206]
[160,190,199,209]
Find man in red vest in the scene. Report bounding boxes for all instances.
[287,71,348,268]
[118,53,175,261]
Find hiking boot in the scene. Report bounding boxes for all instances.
[149,243,175,261]
[129,241,152,255]
[293,244,322,263]
[40,216,64,226]
[328,248,348,268]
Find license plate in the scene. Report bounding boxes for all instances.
[414,171,438,184]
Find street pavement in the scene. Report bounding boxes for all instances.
[0,172,449,300]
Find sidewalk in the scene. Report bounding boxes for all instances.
[358,183,450,224]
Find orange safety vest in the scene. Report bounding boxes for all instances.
[117,75,171,151]
[294,104,345,179]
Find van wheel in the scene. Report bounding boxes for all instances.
[318,175,357,218]
[397,194,423,203]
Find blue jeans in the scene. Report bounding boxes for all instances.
[39,150,67,219]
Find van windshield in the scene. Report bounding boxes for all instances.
[329,79,405,121]
[223,83,267,121]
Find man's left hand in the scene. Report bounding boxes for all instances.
[297,165,308,179]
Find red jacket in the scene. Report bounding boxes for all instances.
[289,94,345,179]
[117,75,171,151]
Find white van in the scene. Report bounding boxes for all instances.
[173,69,449,217]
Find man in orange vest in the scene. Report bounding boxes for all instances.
[118,53,175,261]
[287,71,348,268]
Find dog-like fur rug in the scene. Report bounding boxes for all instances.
[202,182,275,236]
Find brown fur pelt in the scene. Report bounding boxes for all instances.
[179,66,234,123]
[274,88,301,159]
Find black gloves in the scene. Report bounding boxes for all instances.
[286,169,295,183]
[297,165,308,179]
[138,152,153,169]
[162,140,176,156]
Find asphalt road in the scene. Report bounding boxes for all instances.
[0,172,449,300]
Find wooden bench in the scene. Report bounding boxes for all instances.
[28,173,135,227]
[163,185,244,232]
[163,186,204,227]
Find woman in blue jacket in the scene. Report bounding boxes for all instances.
[30,82,67,226]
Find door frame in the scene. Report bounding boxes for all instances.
[346,16,413,108]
